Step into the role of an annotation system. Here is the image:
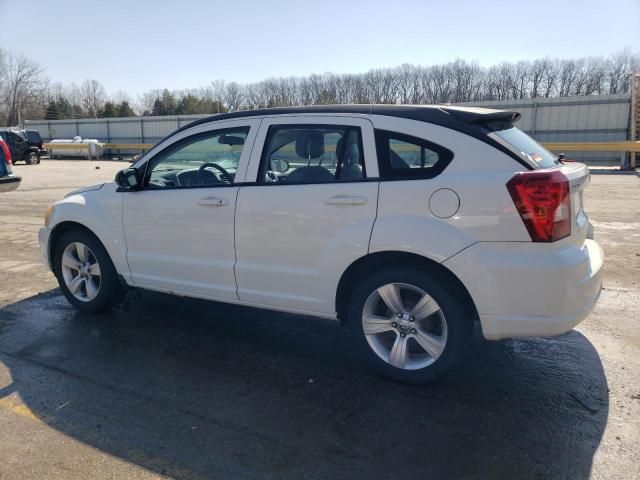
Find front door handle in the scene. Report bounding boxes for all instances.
[197,196,228,207]
[324,195,367,206]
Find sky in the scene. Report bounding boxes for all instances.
[1,0,638,97]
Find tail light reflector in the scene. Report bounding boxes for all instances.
[1,140,12,165]
[506,169,571,242]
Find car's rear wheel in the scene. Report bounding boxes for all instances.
[26,152,38,165]
[53,229,125,312]
[347,267,470,384]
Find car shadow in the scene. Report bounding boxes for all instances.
[0,289,609,479]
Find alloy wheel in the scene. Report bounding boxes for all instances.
[362,282,448,370]
[60,242,101,302]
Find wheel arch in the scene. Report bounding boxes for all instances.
[335,251,479,326]
[48,221,106,270]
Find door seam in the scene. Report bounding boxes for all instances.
[232,118,263,301]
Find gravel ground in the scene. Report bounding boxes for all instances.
[0,160,638,480]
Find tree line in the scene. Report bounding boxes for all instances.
[0,47,637,125]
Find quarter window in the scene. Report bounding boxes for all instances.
[145,128,249,189]
[376,130,453,180]
[259,125,365,184]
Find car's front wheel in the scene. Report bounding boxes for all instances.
[348,267,471,384]
[53,229,125,312]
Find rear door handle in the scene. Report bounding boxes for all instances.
[197,196,228,207]
[324,195,367,206]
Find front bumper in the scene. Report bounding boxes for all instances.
[443,239,603,340]
[38,227,52,270]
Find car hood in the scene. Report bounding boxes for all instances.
[64,183,105,198]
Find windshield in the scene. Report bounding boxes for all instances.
[492,127,559,169]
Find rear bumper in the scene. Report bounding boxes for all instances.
[0,175,21,193]
[443,239,603,340]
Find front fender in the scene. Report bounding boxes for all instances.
[47,183,129,277]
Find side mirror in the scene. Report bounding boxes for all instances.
[271,158,290,174]
[115,167,140,190]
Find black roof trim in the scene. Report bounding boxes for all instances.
[172,104,521,135]
[143,104,532,171]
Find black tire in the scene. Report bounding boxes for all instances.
[26,152,37,165]
[53,229,126,313]
[36,154,41,164]
[347,267,472,384]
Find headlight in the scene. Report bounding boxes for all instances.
[44,205,54,227]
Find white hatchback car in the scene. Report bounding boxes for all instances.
[39,105,603,383]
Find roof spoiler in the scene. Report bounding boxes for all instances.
[442,107,521,130]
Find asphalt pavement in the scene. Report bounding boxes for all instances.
[0,161,638,479]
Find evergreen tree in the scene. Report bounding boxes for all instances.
[117,101,135,117]
[44,101,60,120]
[100,101,117,117]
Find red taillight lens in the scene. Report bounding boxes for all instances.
[0,141,12,165]
[506,170,571,242]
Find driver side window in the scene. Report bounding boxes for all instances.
[145,127,249,189]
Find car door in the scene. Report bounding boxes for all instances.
[234,115,379,315]
[122,119,260,300]
[7,132,24,160]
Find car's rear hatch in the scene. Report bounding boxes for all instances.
[493,126,591,246]
[556,161,591,246]
[444,105,592,246]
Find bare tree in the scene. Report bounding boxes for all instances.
[3,52,46,125]
[79,79,106,118]
[4,47,640,123]
[542,60,560,98]
[583,58,607,95]
[223,82,243,111]
[606,49,638,94]
[210,80,226,112]
[111,89,132,105]
[530,58,550,98]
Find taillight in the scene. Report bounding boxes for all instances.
[0,141,12,165]
[506,169,571,242]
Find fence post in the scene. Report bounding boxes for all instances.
[531,102,539,136]
[630,72,639,169]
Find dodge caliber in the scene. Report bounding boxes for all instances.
[39,105,603,383]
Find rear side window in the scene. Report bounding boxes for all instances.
[492,127,558,169]
[25,131,42,143]
[375,130,453,180]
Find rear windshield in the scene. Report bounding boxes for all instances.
[493,127,559,169]
[25,131,42,142]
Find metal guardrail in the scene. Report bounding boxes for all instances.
[43,143,152,150]
[543,142,640,152]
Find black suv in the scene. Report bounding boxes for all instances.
[0,129,43,165]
